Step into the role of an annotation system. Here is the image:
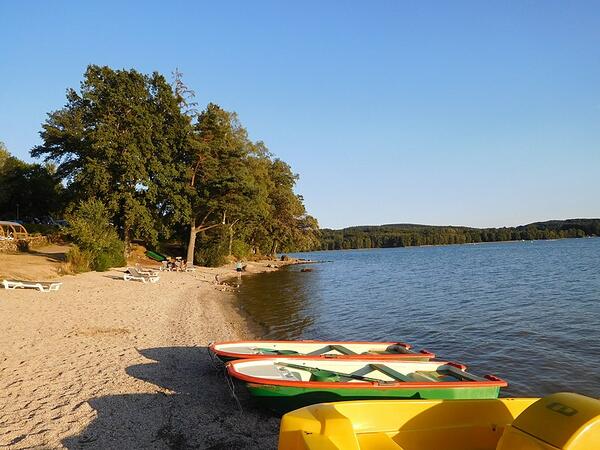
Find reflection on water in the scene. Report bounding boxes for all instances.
[235,238,600,397]
[236,269,316,339]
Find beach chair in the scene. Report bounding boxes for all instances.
[2,279,63,292]
[123,268,159,283]
[185,265,197,272]
[135,264,159,276]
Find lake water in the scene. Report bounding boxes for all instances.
[235,238,600,397]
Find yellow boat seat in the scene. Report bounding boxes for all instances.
[496,392,600,450]
[278,393,600,450]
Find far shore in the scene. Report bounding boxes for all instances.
[308,235,597,253]
[0,247,307,449]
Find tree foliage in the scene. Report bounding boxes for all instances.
[0,142,64,220]
[32,65,191,247]
[183,103,319,262]
[30,65,318,265]
[319,220,600,250]
[65,199,126,271]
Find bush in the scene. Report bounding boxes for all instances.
[65,199,126,272]
[194,231,228,267]
[66,245,92,273]
[231,239,251,259]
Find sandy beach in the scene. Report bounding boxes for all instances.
[0,252,287,449]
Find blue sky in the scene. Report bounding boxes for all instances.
[1,1,598,228]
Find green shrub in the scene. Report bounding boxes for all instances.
[231,239,251,259]
[65,199,126,272]
[194,231,228,267]
[66,245,92,273]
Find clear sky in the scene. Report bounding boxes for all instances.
[1,1,598,229]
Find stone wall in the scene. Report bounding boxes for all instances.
[0,235,49,253]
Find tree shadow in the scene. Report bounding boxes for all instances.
[62,347,280,449]
[26,249,68,262]
[102,275,126,281]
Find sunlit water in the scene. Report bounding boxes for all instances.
[234,238,600,397]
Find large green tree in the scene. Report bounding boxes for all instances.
[31,65,191,247]
[30,66,320,264]
[262,159,319,255]
[184,103,254,262]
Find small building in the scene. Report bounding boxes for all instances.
[0,221,28,240]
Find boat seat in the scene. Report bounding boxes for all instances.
[496,392,600,450]
[357,433,404,449]
[410,371,438,382]
[329,345,356,355]
[369,364,411,382]
[307,346,333,355]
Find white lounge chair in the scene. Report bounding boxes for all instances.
[135,265,159,276]
[2,279,63,292]
[123,268,159,283]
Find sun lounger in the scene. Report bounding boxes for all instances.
[185,265,196,272]
[135,265,159,276]
[123,268,159,283]
[2,279,62,292]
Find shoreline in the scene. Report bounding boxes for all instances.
[298,235,598,254]
[0,258,305,449]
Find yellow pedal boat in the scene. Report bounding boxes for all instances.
[278,392,600,450]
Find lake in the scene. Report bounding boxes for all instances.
[235,238,600,397]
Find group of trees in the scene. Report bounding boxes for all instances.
[0,141,64,221]
[319,220,600,250]
[6,65,598,265]
[4,65,319,266]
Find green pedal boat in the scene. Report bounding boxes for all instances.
[226,357,507,413]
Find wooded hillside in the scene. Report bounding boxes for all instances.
[318,219,600,250]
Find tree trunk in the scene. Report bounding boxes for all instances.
[227,220,239,256]
[271,240,278,257]
[186,217,197,264]
[123,222,131,259]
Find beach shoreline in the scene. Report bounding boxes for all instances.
[0,257,304,449]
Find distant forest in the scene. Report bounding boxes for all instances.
[318,219,600,251]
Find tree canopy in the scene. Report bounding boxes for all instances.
[30,65,319,264]
[0,141,64,220]
[32,65,191,246]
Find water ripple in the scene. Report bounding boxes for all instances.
[236,238,600,397]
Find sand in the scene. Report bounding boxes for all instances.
[0,257,289,449]
[0,245,69,281]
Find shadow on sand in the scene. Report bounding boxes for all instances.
[62,347,279,450]
[28,248,68,263]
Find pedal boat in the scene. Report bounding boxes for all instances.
[278,392,600,450]
[209,340,434,361]
[226,357,506,413]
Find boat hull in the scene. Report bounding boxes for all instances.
[210,340,434,361]
[246,383,502,414]
[227,357,506,414]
